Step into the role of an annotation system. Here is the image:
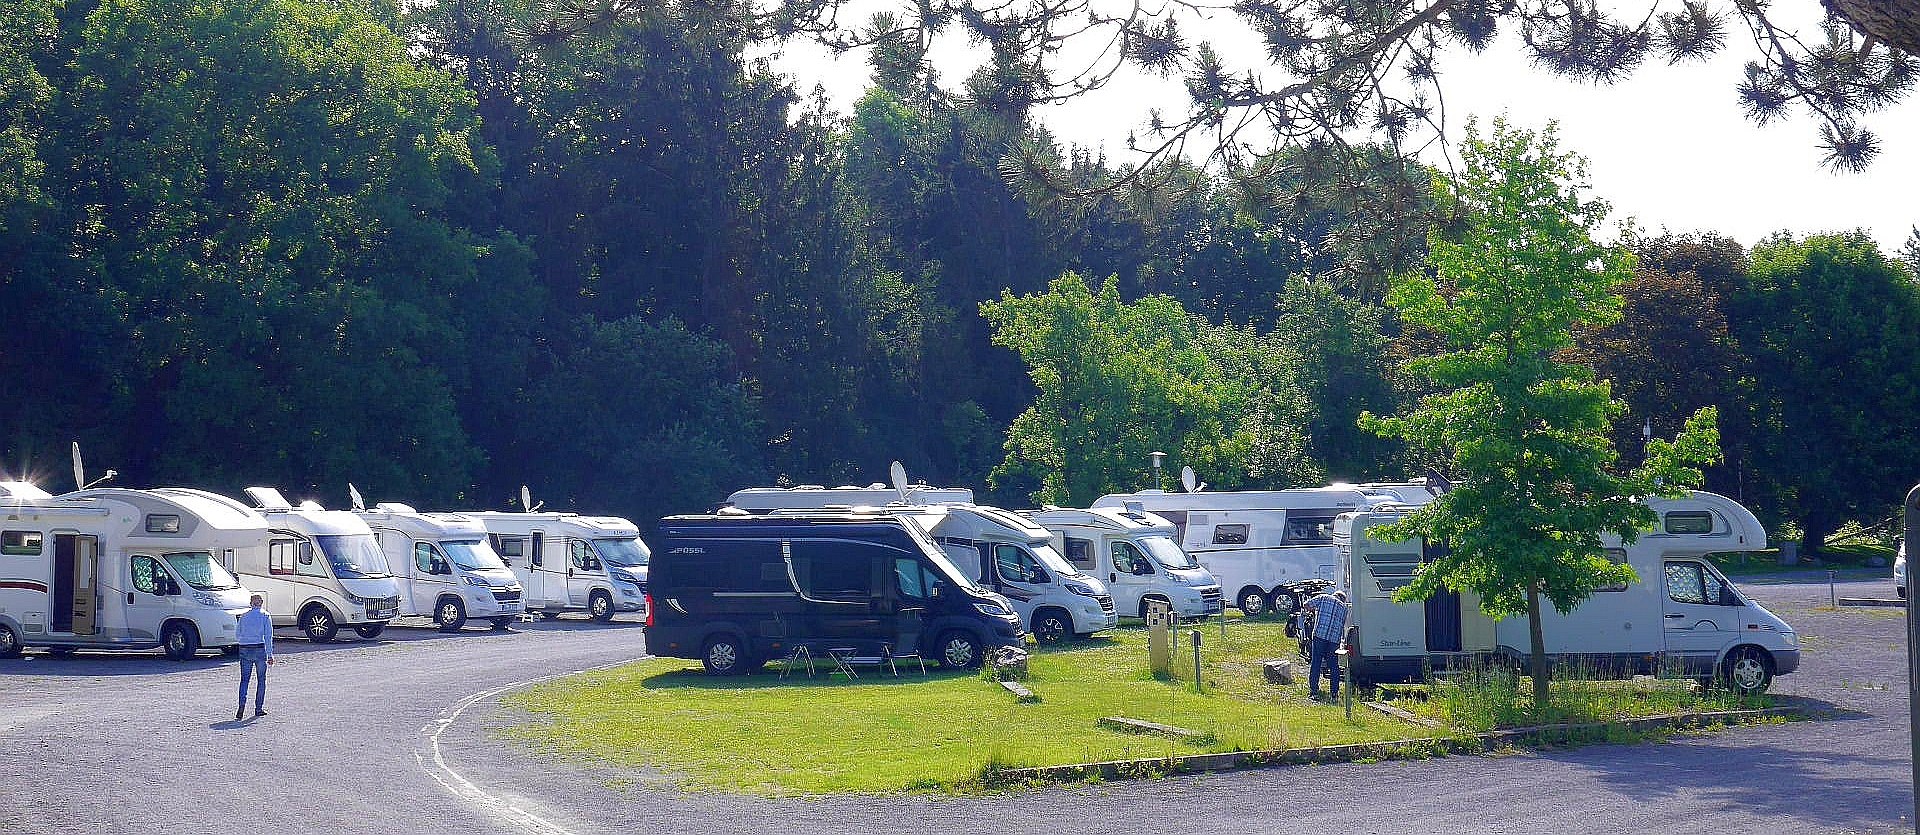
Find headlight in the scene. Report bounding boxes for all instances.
[192,591,219,607]
[1063,581,1098,597]
[461,575,488,587]
[343,590,370,605]
[973,602,1012,617]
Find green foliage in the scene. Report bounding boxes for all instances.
[1728,232,1920,550]
[982,273,1316,505]
[1362,119,1721,707]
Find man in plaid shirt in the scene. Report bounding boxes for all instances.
[1305,589,1349,700]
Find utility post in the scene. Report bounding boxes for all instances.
[1905,481,1919,832]
[1150,451,1166,492]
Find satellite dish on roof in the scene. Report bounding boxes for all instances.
[348,483,365,512]
[519,485,543,512]
[1180,466,1202,493]
[889,460,909,503]
[71,442,84,493]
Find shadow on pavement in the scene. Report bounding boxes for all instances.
[1574,737,1911,829]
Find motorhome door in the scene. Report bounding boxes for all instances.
[1661,560,1742,665]
[567,540,601,606]
[1422,541,1462,652]
[52,534,99,635]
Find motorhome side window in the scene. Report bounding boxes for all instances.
[492,535,526,564]
[1284,516,1336,544]
[269,540,301,576]
[1664,511,1715,534]
[1063,538,1094,569]
[415,542,439,573]
[1597,548,1630,592]
[994,545,1043,584]
[130,555,164,594]
[145,514,181,534]
[1665,562,1732,605]
[1,530,42,556]
[1211,524,1249,545]
[894,557,941,601]
[570,540,597,570]
[1111,541,1151,574]
[789,541,879,601]
[294,542,328,578]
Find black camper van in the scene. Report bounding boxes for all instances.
[646,512,1024,674]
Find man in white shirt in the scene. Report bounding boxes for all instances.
[235,594,274,720]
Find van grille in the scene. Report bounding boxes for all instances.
[366,596,401,619]
[1095,595,1115,616]
[1200,586,1224,613]
[491,589,522,604]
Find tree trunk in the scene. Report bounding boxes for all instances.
[1528,583,1550,714]
[1823,0,1920,56]
[1802,517,1835,556]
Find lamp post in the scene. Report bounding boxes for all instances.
[1641,418,1652,462]
[1150,451,1166,491]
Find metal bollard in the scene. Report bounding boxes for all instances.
[1829,569,1838,608]
[1191,630,1203,693]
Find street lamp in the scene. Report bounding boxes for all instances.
[1641,418,1652,459]
[1150,451,1166,491]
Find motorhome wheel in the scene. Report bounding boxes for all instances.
[702,635,747,675]
[1268,590,1302,620]
[0,624,19,658]
[162,622,200,661]
[1723,646,1774,695]
[354,623,385,640]
[1237,588,1268,617]
[302,605,339,643]
[589,590,615,622]
[436,598,467,632]
[490,617,515,631]
[937,630,984,669]
[1032,610,1071,645]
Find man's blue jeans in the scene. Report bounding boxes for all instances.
[1309,637,1341,697]
[238,647,267,711]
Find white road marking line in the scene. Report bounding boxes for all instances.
[417,655,650,835]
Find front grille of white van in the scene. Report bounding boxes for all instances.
[1095,595,1115,616]
[1201,587,1224,613]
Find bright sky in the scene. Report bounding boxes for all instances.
[769,3,1919,254]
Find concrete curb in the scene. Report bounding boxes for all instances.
[983,704,1810,787]
[1838,597,1906,608]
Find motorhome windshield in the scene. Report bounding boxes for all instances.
[594,537,651,567]
[316,534,393,579]
[1029,543,1082,577]
[163,551,243,591]
[1139,536,1199,570]
[899,522,983,592]
[442,539,506,572]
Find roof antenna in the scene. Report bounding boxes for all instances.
[521,485,543,513]
[348,483,366,512]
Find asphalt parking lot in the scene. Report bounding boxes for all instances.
[1,576,1913,835]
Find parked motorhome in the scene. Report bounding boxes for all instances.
[354,503,524,632]
[1091,487,1374,618]
[1336,490,1799,694]
[215,487,404,642]
[0,482,256,659]
[1027,506,1224,620]
[648,512,1024,673]
[730,484,1117,642]
[467,511,647,621]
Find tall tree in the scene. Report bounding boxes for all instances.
[1727,232,1920,551]
[1363,119,1721,710]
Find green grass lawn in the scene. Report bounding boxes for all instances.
[503,621,1416,795]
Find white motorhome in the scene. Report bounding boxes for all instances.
[1336,490,1799,695]
[732,484,1117,642]
[1091,487,1373,618]
[0,482,255,659]
[354,503,524,632]
[217,487,404,642]
[467,512,647,621]
[1027,506,1223,620]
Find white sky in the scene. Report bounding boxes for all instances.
[768,3,1919,254]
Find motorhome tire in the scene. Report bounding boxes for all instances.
[0,624,20,658]
[589,590,615,622]
[490,617,515,631]
[302,605,339,643]
[1032,610,1071,645]
[436,598,467,632]
[354,624,386,639]
[937,630,984,669]
[1268,589,1301,620]
[1237,588,1268,617]
[162,622,200,660]
[1723,646,1774,695]
[701,634,749,675]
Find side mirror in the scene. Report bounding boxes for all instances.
[1134,564,1154,576]
[166,578,182,596]
[1030,569,1050,585]
[432,559,450,576]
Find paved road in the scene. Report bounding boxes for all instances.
[2,577,1913,835]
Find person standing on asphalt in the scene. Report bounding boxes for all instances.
[1305,589,1349,701]
[235,594,274,720]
